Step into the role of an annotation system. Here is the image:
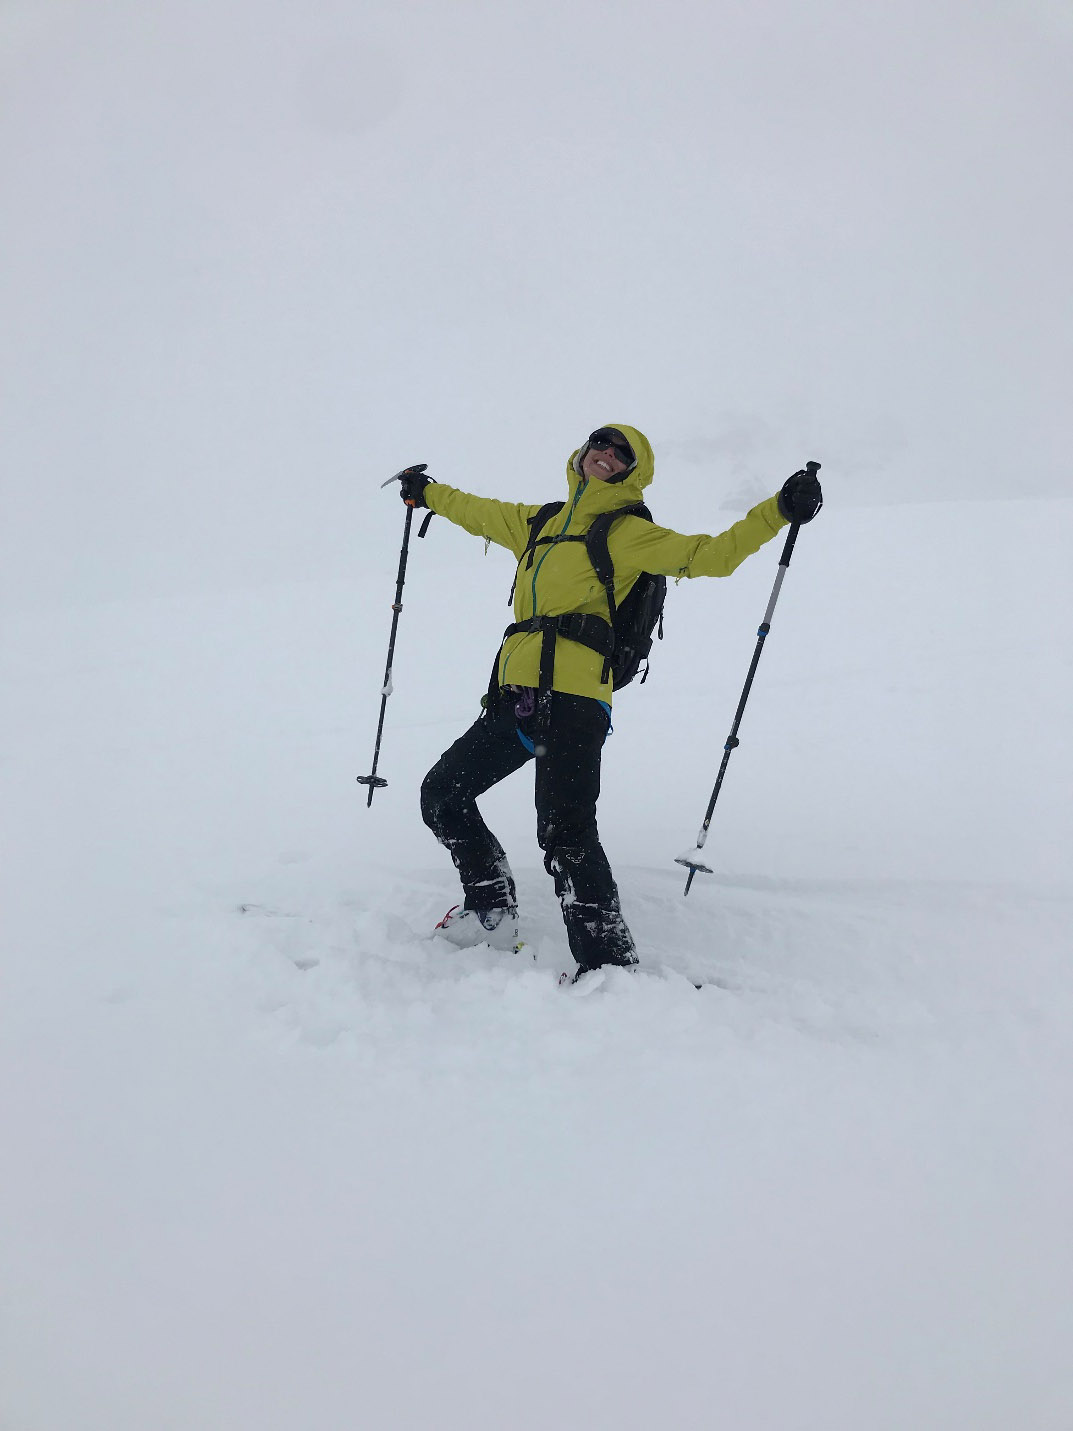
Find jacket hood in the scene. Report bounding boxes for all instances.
[568,423,654,506]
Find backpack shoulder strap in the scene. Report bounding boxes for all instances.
[508,501,565,604]
[584,503,652,592]
[584,504,653,681]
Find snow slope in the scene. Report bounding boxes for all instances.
[3,497,1071,1430]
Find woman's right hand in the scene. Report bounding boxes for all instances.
[395,464,432,507]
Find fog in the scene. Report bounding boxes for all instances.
[2,0,1070,608]
[4,10,1073,1424]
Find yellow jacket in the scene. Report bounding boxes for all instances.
[424,423,787,703]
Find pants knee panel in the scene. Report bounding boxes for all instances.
[420,767,452,834]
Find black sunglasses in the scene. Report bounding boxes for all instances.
[588,428,634,465]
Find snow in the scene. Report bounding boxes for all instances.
[3,497,1071,1430]
[3,0,1071,1417]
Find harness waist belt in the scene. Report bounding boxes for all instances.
[502,613,614,692]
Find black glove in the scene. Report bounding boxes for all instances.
[397,463,433,508]
[777,464,823,524]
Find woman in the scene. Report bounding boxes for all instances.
[397,424,822,977]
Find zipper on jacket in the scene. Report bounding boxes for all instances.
[501,481,586,688]
[530,481,584,615]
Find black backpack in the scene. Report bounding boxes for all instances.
[507,501,667,689]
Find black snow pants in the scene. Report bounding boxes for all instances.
[420,685,637,972]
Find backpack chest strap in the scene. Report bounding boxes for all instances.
[519,531,586,574]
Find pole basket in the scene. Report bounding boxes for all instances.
[675,850,714,896]
[356,773,389,807]
[674,852,713,876]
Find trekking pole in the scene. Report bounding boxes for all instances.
[356,465,434,807]
[676,461,820,894]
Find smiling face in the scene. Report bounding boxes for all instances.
[580,428,635,482]
[581,446,628,481]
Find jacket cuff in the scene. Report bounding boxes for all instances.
[761,494,788,531]
[424,481,448,514]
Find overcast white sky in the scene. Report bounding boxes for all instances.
[2,0,1070,607]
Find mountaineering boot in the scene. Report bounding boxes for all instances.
[434,905,521,953]
[560,899,638,974]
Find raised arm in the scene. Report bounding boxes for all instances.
[614,495,788,580]
[423,482,541,559]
